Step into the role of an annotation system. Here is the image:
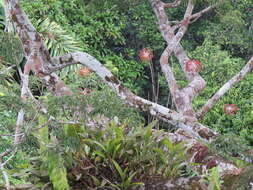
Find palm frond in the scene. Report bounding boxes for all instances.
[35,18,85,57]
[0,31,24,66]
[34,18,87,77]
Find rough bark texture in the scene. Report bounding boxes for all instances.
[4,0,72,96]
[149,0,206,120]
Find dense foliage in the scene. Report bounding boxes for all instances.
[0,0,253,189]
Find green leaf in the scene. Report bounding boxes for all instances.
[47,154,69,190]
[162,138,174,152]
[88,140,106,152]
[91,175,101,187]
[94,151,106,159]
[112,159,125,181]
[37,115,49,150]
[144,120,158,142]
[112,143,122,159]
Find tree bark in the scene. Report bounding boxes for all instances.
[4,0,73,96]
[50,52,217,139]
[197,56,253,118]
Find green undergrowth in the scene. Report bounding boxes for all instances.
[1,118,189,190]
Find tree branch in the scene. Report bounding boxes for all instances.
[189,0,224,23]
[197,57,253,119]
[5,0,217,140]
[4,0,73,96]
[182,75,206,100]
[149,0,205,116]
[163,0,182,8]
[51,53,190,123]
[13,67,28,144]
[190,4,216,22]
[160,46,180,99]
[150,0,194,84]
[50,52,217,139]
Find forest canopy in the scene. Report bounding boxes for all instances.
[0,0,252,189]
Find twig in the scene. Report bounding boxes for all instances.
[0,133,23,137]
[42,182,51,190]
[189,0,225,23]
[0,150,16,168]
[149,61,157,102]
[0,65,15,75]
[0,150,12,158]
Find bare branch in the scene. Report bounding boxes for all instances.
[149,0,206,116]
[151,0,194,93]
[51,53,190,122]
[149,0,196,80]
[51,52,217,139]
[182,75,206,100]
[163,0,182,8]
[171,0,223,31]
[13,67,30,145]
[5,0,217,140]
[189,0,224,23]
[190,4,216,22]
[0,150,16,168]
[160,46,179,98]
[197,57,253,119]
